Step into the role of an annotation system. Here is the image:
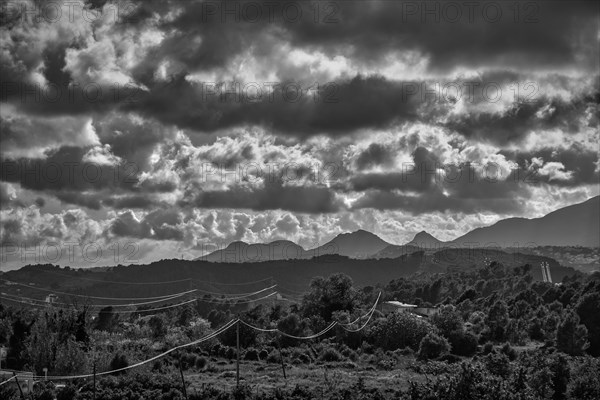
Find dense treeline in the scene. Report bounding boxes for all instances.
[1,263,599,399]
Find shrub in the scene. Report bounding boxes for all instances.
[244,348,259,361]
[109,353,129,375]
[448,330,478,357]
[34,389,55,400]
[500,342,517,361]
[225,347,236,360]
[417,332,450,360]
[568,358,600,400]
[318,347,343,362]
[56,385,77,400]
[482,342,494,355]
[431,305,464,338]
[484,351,511,377]
[195,356,208,370]
[266,350,280,363]
[211,343,222,356]
[258,349,269,360]
[367,312,434,351]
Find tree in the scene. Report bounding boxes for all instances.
[417,332,450,360]
[448,329,478,356]
[576,292,600,356]
[486,300,510,342]
[7,317,30,369]
[556,311,589,356]
[302,273,356,320]
[367,312,433,351]
[148,315,167,339]
[277,314,308,347]
[431,305,463,338]
[94,307,117,332]
[109,353,128,375]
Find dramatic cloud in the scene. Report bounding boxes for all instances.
[0,0,598,269]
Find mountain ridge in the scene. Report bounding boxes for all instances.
[197,196,599,262]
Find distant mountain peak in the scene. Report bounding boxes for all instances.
[407,231,444,247]
[338,229,379,238]
[451,195,599,247]
[310,229,391,259]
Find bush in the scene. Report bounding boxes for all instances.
[500,342,517,361]
[225,347,236,360]
[318,347,343,362]
[448,330,478,357]
[482,342,494,355]
[431,305,464,338]
[109,353,129,375]
[244,348,259,361]
[417,332,451,360]
[258,349,269,360]
[484,351,511,377]
[367,312,434,351]
[56,385,77,400]
[266,350,280,363]
[34,389,55,400]
[195,356,208,370]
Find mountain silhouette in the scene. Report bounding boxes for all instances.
[196,196,598,263]
[197,240,305,263]
[406,231,447,248]
[307,229,392,259]
[451,196,599,247]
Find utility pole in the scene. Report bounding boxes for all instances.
[277,336,287,381]
[236,320,240,387]
[178,353,188,400]
[12,372,24,400]
[93,360,96,400]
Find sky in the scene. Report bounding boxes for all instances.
[0,0,599,269]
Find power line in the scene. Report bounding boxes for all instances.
[0,292,190,308]
[1,293,382,382]
[26,319,239,380]
[0,279,197,300]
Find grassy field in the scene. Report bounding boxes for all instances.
[183,354,429,395]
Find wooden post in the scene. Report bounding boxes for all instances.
[277,336,287,381]
[12,372,24,400]
[178,354,188,400]
[93,361,96,400]
[236,320,240,387]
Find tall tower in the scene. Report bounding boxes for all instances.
[540,262,552,283]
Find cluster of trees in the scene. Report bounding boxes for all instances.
[1,265,599,399]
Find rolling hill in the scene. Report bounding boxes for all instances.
[451,196,599,247]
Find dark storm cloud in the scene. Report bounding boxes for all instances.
[444,91,598,145]
[122,1,598,74]
[0,145,174,210]
[355,143,395,170]
[348,147,440,192]
[126,74,422,136]
[0,146,137,192]
[179,178,341,213]
[110,208,183,240]
[352,187,529,215]
[102,195,157,209]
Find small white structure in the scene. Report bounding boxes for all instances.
[381,301,418,314]
[45,294,58,304]
[380,301,438,317]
